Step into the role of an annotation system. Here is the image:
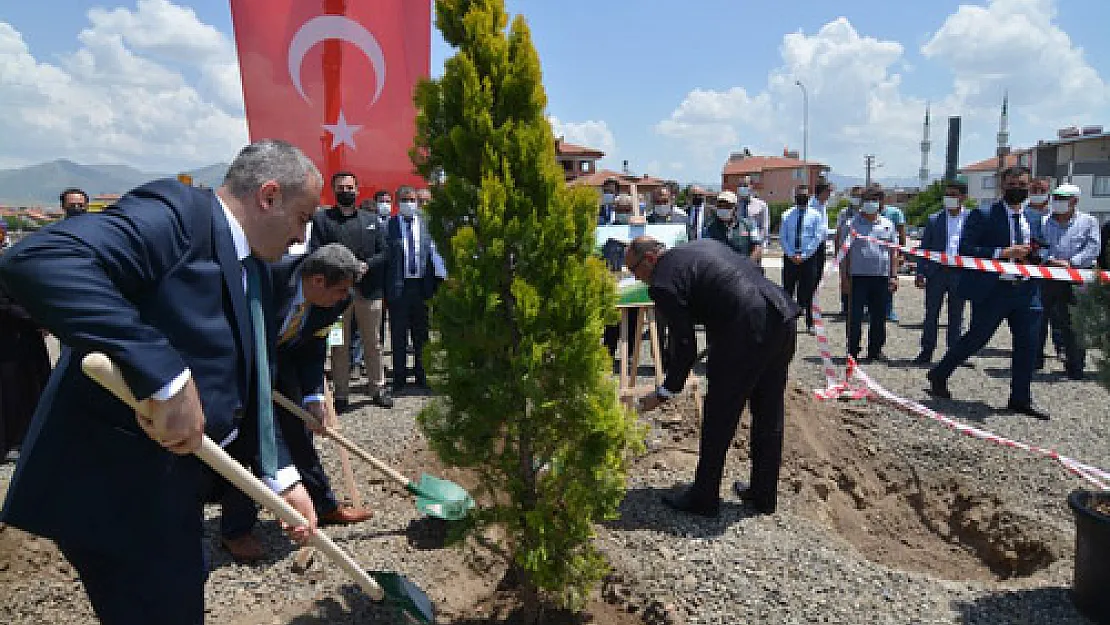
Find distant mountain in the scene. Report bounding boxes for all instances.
[0,160,228,205]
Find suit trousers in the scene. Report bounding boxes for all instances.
[390,279,430,387]
[932,280,1036,404]
[919,269,966,358]
[782,255,821,327]
[331,295,384,399]
[848,275,889,357]
[691,315,796,505]
[1039,281,1085,375]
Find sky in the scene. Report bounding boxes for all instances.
[1,0,1109,184]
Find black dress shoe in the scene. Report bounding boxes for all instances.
[661,485,720,518]
[1066,369,1085,381]
[925,372,951,399]
[911,353,931,365]
[1005,400,1049,420]
[863,352,888,363]
[374,389,395,409]
[333,396,350,413]
[732,481,776,515]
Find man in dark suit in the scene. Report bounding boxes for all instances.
[913,179,970,364]
[0,139,322,624]
[630,237,801,516]
[385,185,446,392]
[309,171,393,412]
[219,243,374,562]
[927,166,1048,419]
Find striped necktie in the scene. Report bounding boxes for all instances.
[279,301,307,346]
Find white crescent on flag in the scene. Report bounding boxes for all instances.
[287,14,388,107]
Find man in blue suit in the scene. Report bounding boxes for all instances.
[0,139,323,624]
[386,185,446,392]
[219,243,374,562]
[913,179,970,364]
[927,166,1048,419]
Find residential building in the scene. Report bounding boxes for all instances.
[555,138,604,182]
[1032,126,1110,223]
[958,149,1032,208]
[721,148,830,203]
[570,168,671,217]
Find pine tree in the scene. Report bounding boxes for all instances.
[1075,280,1110,391]
[411,0,642,613]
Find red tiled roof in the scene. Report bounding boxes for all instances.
[570,168,667,188]
[722,155,828,176]
[958,149,1030,173]
[555,139,605,158]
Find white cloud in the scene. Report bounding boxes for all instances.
[654,1,1110,183]
[549,116,617,156]
[0,0,246,172]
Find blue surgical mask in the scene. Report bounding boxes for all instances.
[861,201,881,214]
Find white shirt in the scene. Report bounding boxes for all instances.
[945,210,967,258]
[997,205,1031,281]
[399,216,424,279]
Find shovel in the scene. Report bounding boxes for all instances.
[81,352,435,624]
[273,391,475,521]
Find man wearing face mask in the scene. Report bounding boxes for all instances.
[835,186,864,317]
[704,191,762,261]
[1024,177,1061,367]
[646,187,687,224]
[386,185,447,393]
[373,189,393,225]
[735,176,770,255]
[598,178,620,226]
[308,171,393,411]
[845,187,899,361]
[779,184,825,333]
[1036,184,1100,379]
[60,188,89,218]
[611,193,636,225]
[913,179,970,364]
[686,186,709,241]
[927,167,1047,419]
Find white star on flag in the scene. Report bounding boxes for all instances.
[323,110,362,150]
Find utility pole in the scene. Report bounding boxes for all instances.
[864,154,878,188]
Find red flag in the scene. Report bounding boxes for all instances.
[230,0,430,205]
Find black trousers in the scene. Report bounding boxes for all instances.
[782,255,821,327]
[390,278,430,387]
[1039,281,1085,375]
[691,315,797,505]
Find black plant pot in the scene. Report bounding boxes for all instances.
[1068,489,1110,625]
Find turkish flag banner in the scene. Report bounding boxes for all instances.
[230,0,430,205]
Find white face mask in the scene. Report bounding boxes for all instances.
[376,201,392,216]
[398,200,418,217]
[1028,194,1049,205]
[1051,199,1072,214]
[653,204,672,216]
[861,201,881,215]
[602,192,615,204]
[736,186,751,198]
[716,208,734,221]
[942,196,961,210]
[848,197,861,207]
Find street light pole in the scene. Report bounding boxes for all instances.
[795,79,808,186]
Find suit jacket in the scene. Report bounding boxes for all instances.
[0,180,282,553]
[686,204,708,242]
[649,239,802,393]
[269,255,349,403]
[309,206,388,300]
[954,200,1033,303]
[917,210,964,280]
[385,214,441,301]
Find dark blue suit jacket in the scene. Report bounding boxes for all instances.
[917,210,958,281]
[270,255,349,403]
[0,180,280,553]
[955,201,1032,303]
[385,214,440,302]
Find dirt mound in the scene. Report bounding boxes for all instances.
[644,385,1067,582]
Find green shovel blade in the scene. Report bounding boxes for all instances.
[369,571,435,624]
[407,473,475,521]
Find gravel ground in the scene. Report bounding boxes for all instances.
[1,269,1107,624]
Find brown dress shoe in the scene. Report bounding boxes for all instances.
[221,533,266,563]
[319,504,374,526]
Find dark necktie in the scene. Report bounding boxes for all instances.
[1011,213,1024,245]
[244,258,277,478]
[794,208,805,255]
[740,199,749,218]
[405,217,418,276]
[691,207,700,238]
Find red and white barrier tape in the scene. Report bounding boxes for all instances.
[845,359,1110,490]
[848,228,1109,284]
[808,233,858,397]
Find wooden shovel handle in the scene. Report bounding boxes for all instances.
[272,391,412,488]
[80,352,384,601]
